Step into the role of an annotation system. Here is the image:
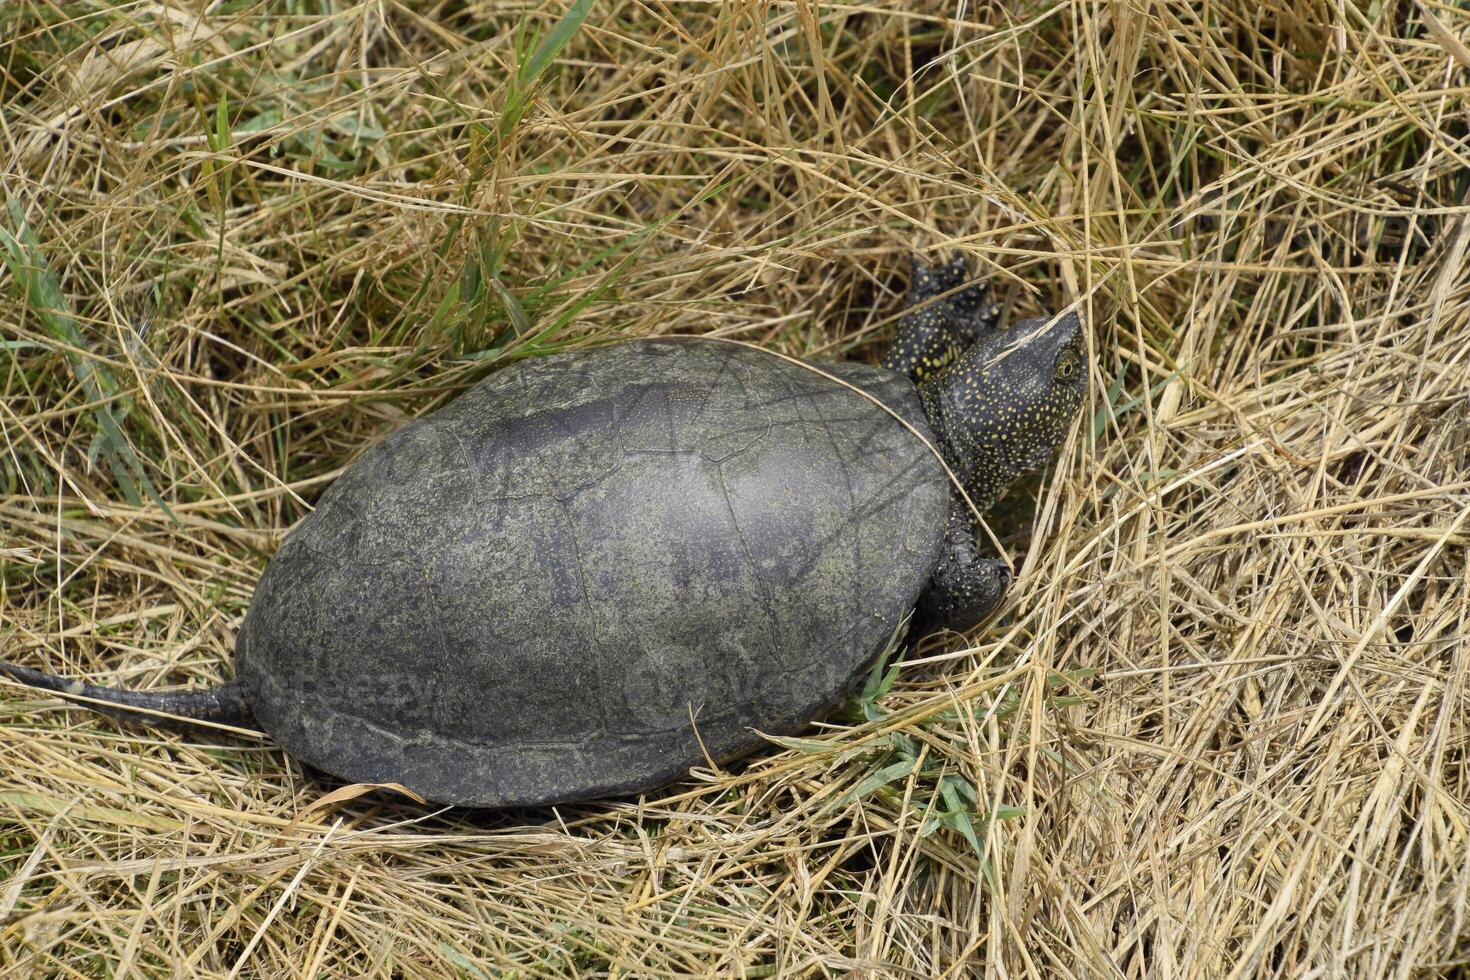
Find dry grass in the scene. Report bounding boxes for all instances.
[1,0,1468,976]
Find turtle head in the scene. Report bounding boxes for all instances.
[922,310,1086,511]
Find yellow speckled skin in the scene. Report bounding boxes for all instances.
[882,256,1086,630]
[921,310,1085,513]
[881,255,1002,383]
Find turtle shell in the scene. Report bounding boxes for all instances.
[235,338,949,806]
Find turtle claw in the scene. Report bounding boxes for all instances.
[921,255,1000,342]
[907,254,971,306]
[906,255,943,304]
[936,254,971,290]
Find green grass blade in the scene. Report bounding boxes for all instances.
[0,201,172,519]
[521,0,595,87]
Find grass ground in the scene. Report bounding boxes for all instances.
[2,1,1468,976]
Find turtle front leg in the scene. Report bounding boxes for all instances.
[881,256,1002,384]
[926,255,1001,344]
[914,496,1012,633]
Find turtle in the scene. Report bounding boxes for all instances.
[0,257,1086,807]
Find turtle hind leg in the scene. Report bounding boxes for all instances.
[913,500,1012,633]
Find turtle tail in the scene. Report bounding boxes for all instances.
[0,661,252,730]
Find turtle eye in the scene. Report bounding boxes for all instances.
[1054,349,1080,382]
